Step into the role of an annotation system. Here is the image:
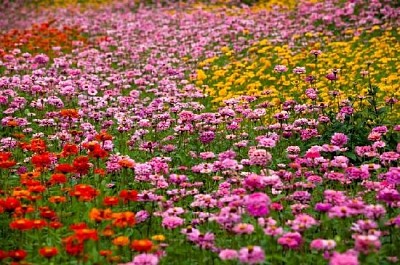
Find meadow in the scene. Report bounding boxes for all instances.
[0,0,399,264]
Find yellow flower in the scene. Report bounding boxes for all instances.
[151,234,166,241]
[197,69,207,81]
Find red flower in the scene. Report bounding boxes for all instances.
[32,219,47,229]
[21,179,41,187]
[0,152,16,169]
[62,236,84,256]
[0,160,16,169]
[70,184,98,201]
[13,205,35,217]
[1,197,21,212]
[28,184,46,193]
[119,190,138,203]
[69,222,88,231]
[61,143,79,157]
[74,228,98,241]
[0,250,8,260]
[39,207,57,220]
[55,163,75,173]
[39,247,58,259]
[73,156,90,175]
[8,249,27,261]
[31,152,52,168]
[89,146,108,159]
[49,173,67,185]
[27,139,47,153]
[103,196,119,207]
[9,218,34,231]
[0,152,12,161]
[49,221,63,229]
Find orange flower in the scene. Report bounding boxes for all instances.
[101,226,115,237]
[112,236,130,247]
[20,171,41,180]
[60,109,80,119]
[131,239,153,252]
[95,131,113,142]
[48,196,67,204]
[94,168,106,176]
[111,211,135,228]
[6,119,18,127]
[12,133,25,139]
[12,189,31,200]
[118,158,135,169]
[89,208,112,223]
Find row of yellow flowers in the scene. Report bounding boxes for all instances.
[196,27,399,118]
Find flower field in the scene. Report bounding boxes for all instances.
[0,0,399,264]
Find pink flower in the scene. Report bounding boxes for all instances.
[232,223,255,235]
[310,239,336,251]
[329,250,358,265]
[263,225,283,237]
[124,253,159,265]
[288,214,318,231]
[238,246,265,264]
[277,232,303,249]
[162,216,184,229]
[248,147,272,166]
[274,65,287,73]
[354,235,381,254]
[219,249,238,261]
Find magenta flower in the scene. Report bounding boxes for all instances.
[331,133,348,147]
[245,192,271,217]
